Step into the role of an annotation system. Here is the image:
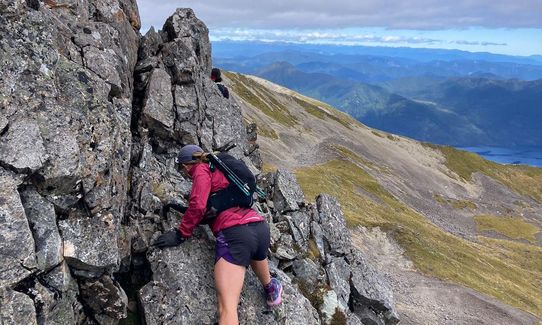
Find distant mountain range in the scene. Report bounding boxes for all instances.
[213,41,542,147]
[213,41,542,67]
[217,51,542,82]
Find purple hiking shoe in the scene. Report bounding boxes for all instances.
[264,278,283,307]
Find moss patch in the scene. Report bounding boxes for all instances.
[261,162,277,174]
[297,281,327,308]
[330,308,347,325]
[474,215,539,243]
[295,159,542,317]
[433,194,477,210]
[256,123,279,139]
[307,238,321,261]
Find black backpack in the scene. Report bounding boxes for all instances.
[217,83,229,99]
[206,152,256,215]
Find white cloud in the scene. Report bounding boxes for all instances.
[137,0,542,31]
[208,28,443,45]
[453,40,507,46]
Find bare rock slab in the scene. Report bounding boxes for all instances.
[316,193,352,256]
[0,288,37,325]
[140,229,319,324]
[20,187,63,271]
[59,214,120,274]
[0,119,47,173]
[142,68,174,133]
[0,172,37,288]
[273,169,305,213]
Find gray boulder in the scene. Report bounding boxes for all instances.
[316,194,352,256]
[140,229,218,325]
[274,233,298,260]
[350,251,399,325]
[0,171,37,288]
[20,187,63,271]
[292,258,326,287]
[273,169,305,213]
[80,275,128,320]
[286,210,311,253]
[59,214,120,274]
[142,68,175,135]
[0,288,37,325]
[140,228,319,324]
[326,256,352,311]
[0,118,47,173]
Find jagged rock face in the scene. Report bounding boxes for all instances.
[0,2,398,324]
[1,0,138,323]
[1,0,137,260]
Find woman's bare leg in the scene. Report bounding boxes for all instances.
[214,258,246,325]
[250,258,272,286]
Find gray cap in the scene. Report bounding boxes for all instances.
[176,144,203,164]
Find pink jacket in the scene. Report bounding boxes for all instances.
[178,162,264,238]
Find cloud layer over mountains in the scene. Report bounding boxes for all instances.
[138,0,542,30]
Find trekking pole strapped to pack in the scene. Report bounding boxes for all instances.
[204,152,266,199]
[208,153,250,195]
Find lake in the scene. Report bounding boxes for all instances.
[457,146,542,167]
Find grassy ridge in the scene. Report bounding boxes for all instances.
[428,145,542,203]
[434,194,477,210]
[291,96,353,130]
[226,71,356,131]
[294,147,542,317]
[225,72,298,127]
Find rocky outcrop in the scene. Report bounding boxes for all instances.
[1,0,139,323]
[0,2,397,324]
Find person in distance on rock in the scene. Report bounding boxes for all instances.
[211,67,229,99]
[153,144,282,324]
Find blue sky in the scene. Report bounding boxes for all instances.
[136,1,542,56]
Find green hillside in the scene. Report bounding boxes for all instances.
[226,71,542,318]
[295,146,542,317]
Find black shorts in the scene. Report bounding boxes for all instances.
[215,221,270,267]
